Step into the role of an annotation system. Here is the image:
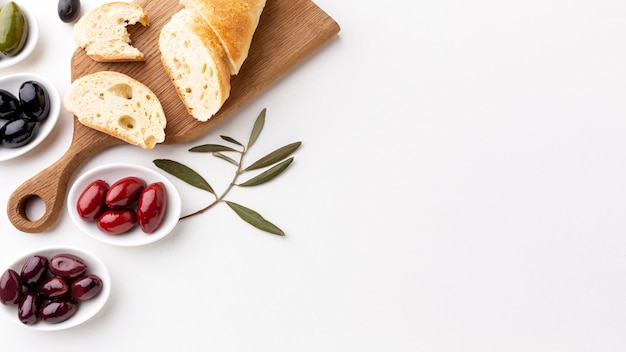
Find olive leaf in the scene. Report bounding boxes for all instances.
[152,108,298,237]
[245,142,302,171]
[221,135,244,147]
[189,144,239,153]
[213,152,239,166]
[225,201,285,236]
[247,108,266,149]
[238,157,294,187]
[153,159,215,195]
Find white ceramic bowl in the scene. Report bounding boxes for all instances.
[0,4,39,70]
[0,73,60,161]
[0,246,111,331]
[67,163,182,247]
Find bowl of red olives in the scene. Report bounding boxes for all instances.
[0,72,60,161]
[0,246,110,330]
[0,2,39,69]
[67,163,182,247]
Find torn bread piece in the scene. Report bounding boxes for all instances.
[178,0,266,75]
[73,2,149,62]
[64,71,166,150]
[159,9,231,122]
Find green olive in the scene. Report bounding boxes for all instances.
[0,2,28,57]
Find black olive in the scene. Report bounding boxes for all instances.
[19,81,50,122]
[0,89,21,120]
[0,117,37,148]
[58,0,81,23]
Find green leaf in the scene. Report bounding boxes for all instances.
[225,201,285,236]
[213,152,239,166]
[153,159,215,195]
[221,135,244,147]
[238,157,293,187]
[248,108,266,148]
[245,142,302,171]
[189,144,239,153]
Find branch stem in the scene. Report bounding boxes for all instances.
[179,146,247,220]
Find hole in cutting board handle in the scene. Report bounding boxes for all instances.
[23,195,46,222]
[9,191,57,233]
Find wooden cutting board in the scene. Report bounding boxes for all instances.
[7,0,340,233]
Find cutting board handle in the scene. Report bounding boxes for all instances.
[7,123,122,233]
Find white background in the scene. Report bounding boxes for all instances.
[1,0,625,350]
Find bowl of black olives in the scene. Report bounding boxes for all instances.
[0,2,39,69]
[0,246,111,330]
[0,72,60,161]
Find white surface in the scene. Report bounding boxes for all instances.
[67,163,182,246]
[0,0,625,350]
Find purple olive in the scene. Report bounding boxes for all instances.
[40,300,78,324]
[18,291,40,325]
[0,269,22,305]
[48,254,87,280]
[38,276,69,300]
[71,274,102,301]
[20,255,49,287]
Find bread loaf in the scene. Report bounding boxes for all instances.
[159,9,231,122]
[64,71,166,150]
[73,2,149,62]
[178,0,267,75]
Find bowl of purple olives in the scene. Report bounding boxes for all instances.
[0,3,39,70]
[67,163,182,247]
[0,246,110,330]
[0,73,60,161]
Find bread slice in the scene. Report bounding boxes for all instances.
[73,2,149,62]
[64,71,166,150]
[159,9,231,122]
[178,0,266,75]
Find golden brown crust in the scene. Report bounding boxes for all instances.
[180,0,266,74]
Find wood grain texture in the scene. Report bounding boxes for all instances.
[7,0,339,233]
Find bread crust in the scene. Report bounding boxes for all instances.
[179,0,266,74]
[74,2,150,62]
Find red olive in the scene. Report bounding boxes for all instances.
[48,254,87,280]
[71,274,103,301]
[18,291,40,325]
[38,276,69,300]
[20,255,49,287]
[0,269,22,305]
[105,176,146,209]
[97,209,136,235]
[76,179,109,221]
[40,300,78,324]
[136,182,167,233]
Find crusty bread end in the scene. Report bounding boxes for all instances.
[178,0,266,75]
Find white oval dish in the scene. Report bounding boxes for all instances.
[0,4,39,70]
[67,163,182,247]
[0,73,60,161]
[0,246,111,331]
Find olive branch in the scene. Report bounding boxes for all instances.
[153,108,301,236]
